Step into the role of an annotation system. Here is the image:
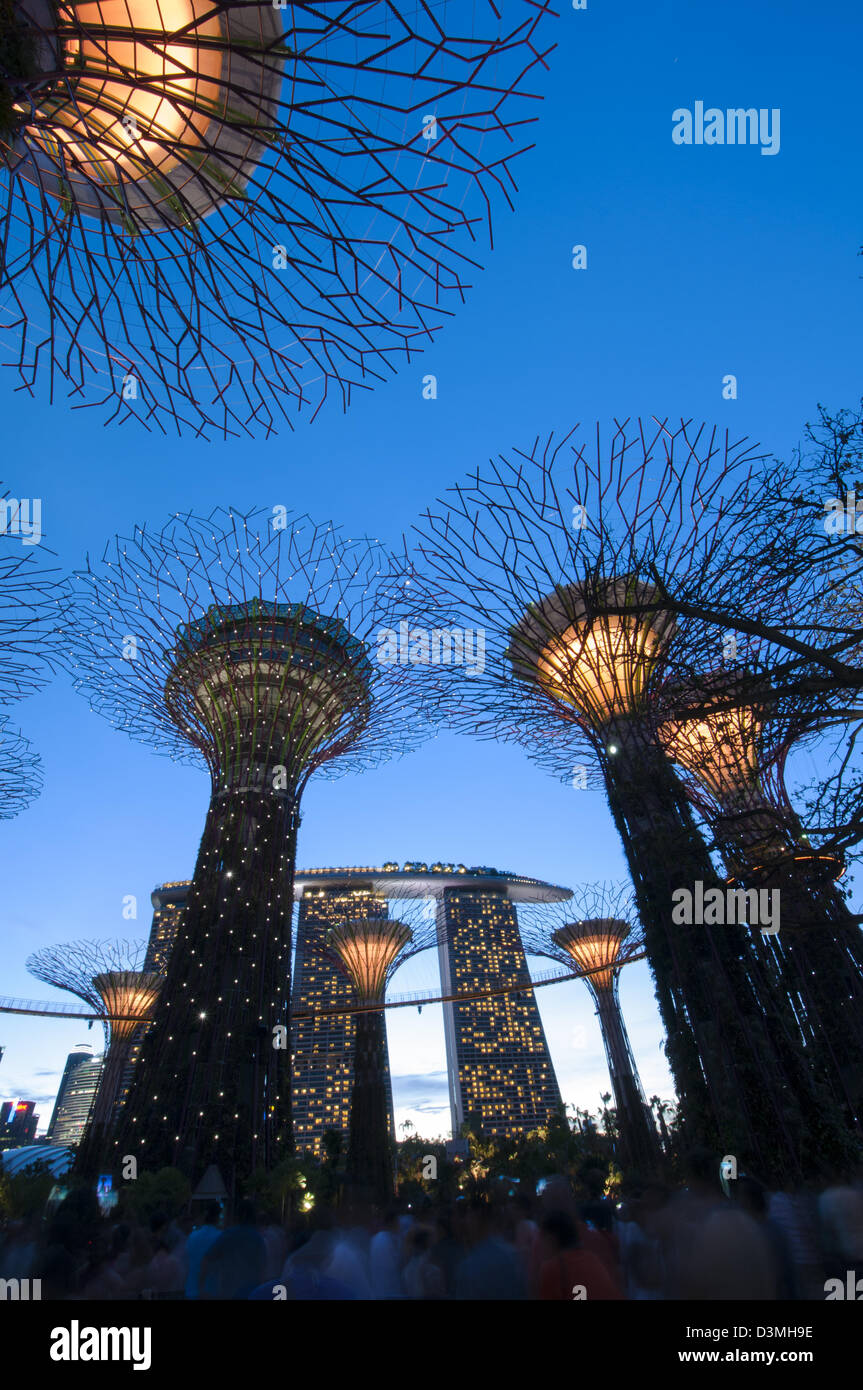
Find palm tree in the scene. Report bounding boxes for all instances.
[650,1096,671,1153]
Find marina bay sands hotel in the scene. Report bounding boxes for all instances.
[146,862,570,1154]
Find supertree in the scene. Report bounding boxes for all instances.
[0,715,42,815]
[519,881,660,1177]
[715,401,863,869]
[302,888,438,1208]
[0,0,554,438]
[415,418,860,1183]
[658,669,863,1127]
[25,938,161,1167]
[65,507,448,1193]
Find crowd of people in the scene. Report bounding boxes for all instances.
[1,1153,862,1300]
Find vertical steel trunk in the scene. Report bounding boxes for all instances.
[346,1007,394,1209]
[603,719,857,1184]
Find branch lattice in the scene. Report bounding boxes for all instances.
[0,483,65,705]
[67,504,451,786]
[0,715,42,816]
[26,937,147,1045]
[519,880,646,981]
[1,0,555,437]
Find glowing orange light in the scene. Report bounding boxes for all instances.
[327,918,412,1002]
[660,699,761,801]
[551,919,629,993]
[7,0,284,226]
[51,0,224,180]
[510,580,674,727]
[92,970,163,1040]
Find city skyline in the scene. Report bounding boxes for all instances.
[1,850,667,1145]
[2,859,666,1146]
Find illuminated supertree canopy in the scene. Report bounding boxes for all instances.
[509,576,676,730]
[657,667,837,881]
[414,418,862,1183]
[26,937,149,1046]
[65,507,449,1191]
[25,938,161,1169]
[414,421,799,793]
[68,507,446,776]
[521,880,646,990]
[0,0,554,437]
[325,917,413,1005]
[305,888,437,1206]
[659,671,765,812]
[520,881,660,1175]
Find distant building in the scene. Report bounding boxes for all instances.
[53,880,194,1137]
[144,882,191,972]
[112,880,193,1119]
[0,1100,39,1149]
[293,863,569,1145]
[290,878,396,1157]
[46,1046,103,1148]
[436,878,566,1137]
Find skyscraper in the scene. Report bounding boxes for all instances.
[292,864,568,1149]
[0,1100,39,1148]
[291,877,397,1158]
[436,873,567,1137]
[144,883,191,973]
[47,1046,103,1148]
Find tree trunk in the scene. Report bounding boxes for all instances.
[346,1007,394,1209]
[593,988,661,1176]
[602,717,858,1184]
[111,783,298,1194]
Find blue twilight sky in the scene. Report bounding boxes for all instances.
[1,0,861,1137]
